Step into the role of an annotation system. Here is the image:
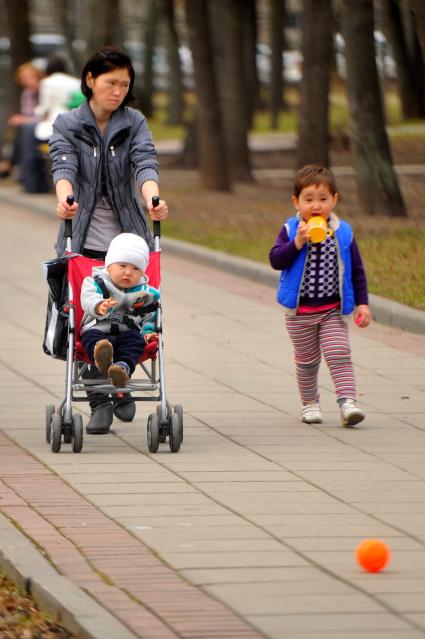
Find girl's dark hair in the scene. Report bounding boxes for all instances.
[81,47,135,106]
[293,164,337,197]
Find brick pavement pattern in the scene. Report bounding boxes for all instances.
[1,203,425,638]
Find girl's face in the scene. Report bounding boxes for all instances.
[87,67,131,114]
[107,262,142,289]
[292,183,338,222]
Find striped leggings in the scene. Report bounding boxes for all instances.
[285,308,356,404]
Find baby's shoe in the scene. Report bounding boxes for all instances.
[301,403,322,424]
[108,361,130,388]
[340,399,365,426]
[94,339,113,375]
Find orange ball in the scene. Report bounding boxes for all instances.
[356,539,390,573]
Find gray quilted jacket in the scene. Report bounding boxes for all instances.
[49,100,159,256]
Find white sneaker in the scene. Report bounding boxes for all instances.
[301,403,322,424]
[340,399,365,426]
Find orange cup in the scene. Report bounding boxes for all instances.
[307,217,333,243]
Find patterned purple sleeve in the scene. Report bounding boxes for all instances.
[351,237,369,305]
[269,224,301,270]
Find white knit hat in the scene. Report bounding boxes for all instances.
[105,233,150,272]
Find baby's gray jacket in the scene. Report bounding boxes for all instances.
[80,266,159,337]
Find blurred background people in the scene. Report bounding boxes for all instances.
[35,54,82,141]
[0,62,43,178]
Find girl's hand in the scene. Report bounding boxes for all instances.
[95,298,117,316]
[354,304,371,328]
[147,198,168,221]
[294,221,309,249]
[56,198,78,220]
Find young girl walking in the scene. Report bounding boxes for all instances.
[269,164,371,426]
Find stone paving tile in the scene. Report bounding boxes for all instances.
[0,433,262,638]
[246,615,423,639]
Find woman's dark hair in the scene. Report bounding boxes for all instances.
[81,47,135,106]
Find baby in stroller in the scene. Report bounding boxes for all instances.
[80,233,160,434]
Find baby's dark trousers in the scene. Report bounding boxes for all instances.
[81,328,146,375]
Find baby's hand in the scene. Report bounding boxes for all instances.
[354,304,371,328]
[95,298,117,316]
[295,221,309,249]
[144,332,158,343]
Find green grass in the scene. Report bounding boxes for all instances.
[163,219,425,311]
[357,229,425,311]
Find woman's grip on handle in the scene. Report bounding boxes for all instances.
[152,196,161,237]
[65,195,74,238]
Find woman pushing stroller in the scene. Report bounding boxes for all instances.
[49,47,168,434]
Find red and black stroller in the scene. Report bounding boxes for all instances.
[42,201,183,454]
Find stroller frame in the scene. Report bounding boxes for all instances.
[45,212,183,454]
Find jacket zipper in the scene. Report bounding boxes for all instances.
[80,139,103,251]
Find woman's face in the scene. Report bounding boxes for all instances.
[87,67,131,114]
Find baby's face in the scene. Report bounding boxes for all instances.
[292,183,338,223]
[107,262,142,289]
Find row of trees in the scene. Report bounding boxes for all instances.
[187,0,425,217]
[2,0,425,216]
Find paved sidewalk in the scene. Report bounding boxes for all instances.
[1,202,425,638]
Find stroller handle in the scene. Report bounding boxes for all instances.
[64,196,74,240]
[63,195,161,241]
[152,196,160,238]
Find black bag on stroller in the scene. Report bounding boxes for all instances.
[42,255,71,360]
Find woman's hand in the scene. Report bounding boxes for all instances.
[56,197,78,220]
[147,198,168,221]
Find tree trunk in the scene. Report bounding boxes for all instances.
[138,0,159,117]
[4,0,32,116]
[208,0,251,182]
[85,0,122,56]
[185,0,230,190]
[161,0,184,125]
[409,0,425,58]
[55,0,78,74]
[243,0,260,126]
[270,0,286,129]
[297,0,333,168]
[180,114,198,167]
[381,0,422,119]
[341,0,406,217]
[410,29,425,117]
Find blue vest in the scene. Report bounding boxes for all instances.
[277,216,355,315]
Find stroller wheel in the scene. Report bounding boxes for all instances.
[156,405,167,443]
[45,405,55,443]
[51,414,62,453]
[174,404,184,442]
[169,413,182,453]
[147,413,159,453]
[72,414,83,453]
